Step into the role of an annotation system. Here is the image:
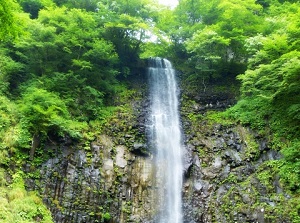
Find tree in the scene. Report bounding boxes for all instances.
[185,26,230,79]
[98,0,157,72]
[11,7,120,119]
[52,0,99,11]
[0,0,24,40]
[19,87,85,159]
[0,49,24,95]
[18,0,55,19]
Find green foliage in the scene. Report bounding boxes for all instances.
[140,41,171,59]
[52,0,98,11]
[0,0,25,40]
[0,49,25,95]
[15,6,119,78]
[205,111,233,126]
[185,26,230,78]
[98,0,159,70]
[0,96,25,165]
[18,0,55,19]
[225,97,271,130]
[9,6,123,119]
[279,141,300,192]
[0,96,18,136]
[187,112,203,123]
[217,0,263,37]
[19,87,86,142]
[0,170,53,223]
[102,212,111,221]
[229,25,300,137]
[180,3,300,220]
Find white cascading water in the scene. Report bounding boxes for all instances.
[147,58,183,223]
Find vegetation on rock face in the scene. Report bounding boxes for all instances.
[0,170,53,222]
[223,2,300,195]
[0,0,299,222]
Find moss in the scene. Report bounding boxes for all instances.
[220,173,238,184]
[122,201,132,214]
[237,126,260,160]
[102,212,111,221]
[213,159,297,222]
[205,111,233,126]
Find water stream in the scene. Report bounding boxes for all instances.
[147,58,183,223]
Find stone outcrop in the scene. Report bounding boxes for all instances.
[181,97,290,223]
[25,73,293,223]
[29,134,155,223]
[25,82,159,223]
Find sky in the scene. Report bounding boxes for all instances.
[158,0,179,8]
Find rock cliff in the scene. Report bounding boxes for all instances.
[180,87,291,223]
[25,73,293,223]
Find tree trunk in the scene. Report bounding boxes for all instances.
[30,133,40,160]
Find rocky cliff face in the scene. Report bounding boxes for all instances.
[35,135,154,223]
[26,82,160,223]
[26,74,292,223]
[180,93,291,223]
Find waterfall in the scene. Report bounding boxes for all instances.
[147,58,183,223]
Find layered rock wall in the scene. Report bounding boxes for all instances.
[26,71,293,223]
[181,96,289,223]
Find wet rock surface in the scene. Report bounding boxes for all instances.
[180,97,290,223]
[25,81,158,223]
[30,135,155,223]
[24,76,293,223]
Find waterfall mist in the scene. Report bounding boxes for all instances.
[147,58,183,223]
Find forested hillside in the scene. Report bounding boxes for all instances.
[0,0,299,222]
